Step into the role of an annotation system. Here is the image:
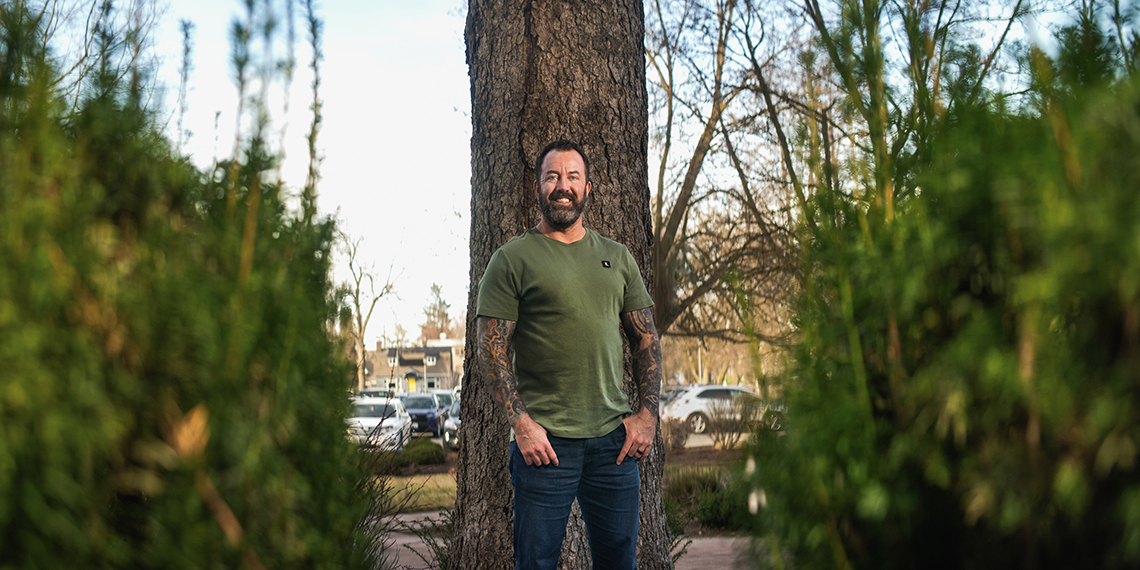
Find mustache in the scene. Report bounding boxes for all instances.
[548,190,576,202]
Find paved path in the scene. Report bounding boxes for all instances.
[386,512,755,570]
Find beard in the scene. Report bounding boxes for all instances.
[539,189,588,230]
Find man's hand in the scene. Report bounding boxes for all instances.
[514,414,558,466]
[617,408,657,465]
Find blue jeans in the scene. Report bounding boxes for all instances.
[510,424,640,570]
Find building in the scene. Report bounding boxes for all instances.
[366,335,465,393]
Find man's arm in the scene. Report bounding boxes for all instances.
[617,306,662,464]
[476,315,558,466]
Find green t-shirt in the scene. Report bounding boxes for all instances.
[476,228,654,438]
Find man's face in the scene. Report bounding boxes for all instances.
[536,149,591,230]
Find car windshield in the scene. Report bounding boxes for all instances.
[355,404,396,418]
[436,393,454,407]
[404,396,435,409]
[450,400,460,417]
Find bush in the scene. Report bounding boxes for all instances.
[0,3,379,567]
[403,437,448,466]
[750,49,1140,570]
[664,466,753,532]
[368,437,448,475]
[662,416,692,451]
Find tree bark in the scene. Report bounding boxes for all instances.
[454,1,673,569]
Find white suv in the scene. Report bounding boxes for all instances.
[663,384,758,434]
[347,397,413,450]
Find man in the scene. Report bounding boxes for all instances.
[476,140,662,570]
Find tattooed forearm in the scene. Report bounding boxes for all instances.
[477,316,527,425]
[621,307,662,417]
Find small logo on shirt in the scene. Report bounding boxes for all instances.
[602,260,611,268]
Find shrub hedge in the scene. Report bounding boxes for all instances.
[748,28,1140,570]
[0,3,377,567]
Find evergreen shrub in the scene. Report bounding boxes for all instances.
[749,52,1140,570]
[0,2,378,567]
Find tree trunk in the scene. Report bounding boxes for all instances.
[453,1,673,569]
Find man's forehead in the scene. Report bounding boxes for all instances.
[542,149,586,171]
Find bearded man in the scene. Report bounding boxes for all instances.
[475,140,662,570]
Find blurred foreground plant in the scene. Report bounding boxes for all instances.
[0,0,382,567]
[747,4,1140,569]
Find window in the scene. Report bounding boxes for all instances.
[354,404,396,418]
[699,389,732,400]
[403,396,436,409]
[427,381,437,389]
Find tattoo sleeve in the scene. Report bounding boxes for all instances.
[621,307,663,417]
[477,316,527,425]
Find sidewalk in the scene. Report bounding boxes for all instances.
[387,512,755,569]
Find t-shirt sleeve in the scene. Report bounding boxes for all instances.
[620,248,654,313]
[476,248,520,321]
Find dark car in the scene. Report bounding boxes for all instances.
[398,392,442,437]
[442,399,461,451]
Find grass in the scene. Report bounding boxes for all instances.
[389,473,457,513]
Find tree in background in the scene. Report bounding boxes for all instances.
[420,282,459,343]
[746,1,1140,568]
[455,0,675,568]
[382,322,411,349]
[338,231,394,392]
[645,0,800,348]
[0,0,381,566]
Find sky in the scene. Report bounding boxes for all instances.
[153,0,471,349]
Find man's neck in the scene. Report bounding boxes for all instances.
[536,219,587,244]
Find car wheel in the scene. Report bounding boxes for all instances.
[687,412,709,434]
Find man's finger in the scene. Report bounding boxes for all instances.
[616,438,635,465]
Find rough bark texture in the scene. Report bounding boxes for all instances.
[453,1,673,569]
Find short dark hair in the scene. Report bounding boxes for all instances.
[534,140,590,183]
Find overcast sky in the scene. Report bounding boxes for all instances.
[154,0,471,348]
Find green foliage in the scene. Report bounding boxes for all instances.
[750,14,1140,570]
[402,437,448,466]
[664,466,753,532]
[400,508,454,570]
[369,437,448,475]
[0,1,377,567]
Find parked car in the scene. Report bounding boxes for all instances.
[661,384,687,404]
[663,384,760,434]
[442,399,461,451]
[431,389,456,413]
[346,397,412,450]
[358,388,393,399]
[397,392,443,437]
